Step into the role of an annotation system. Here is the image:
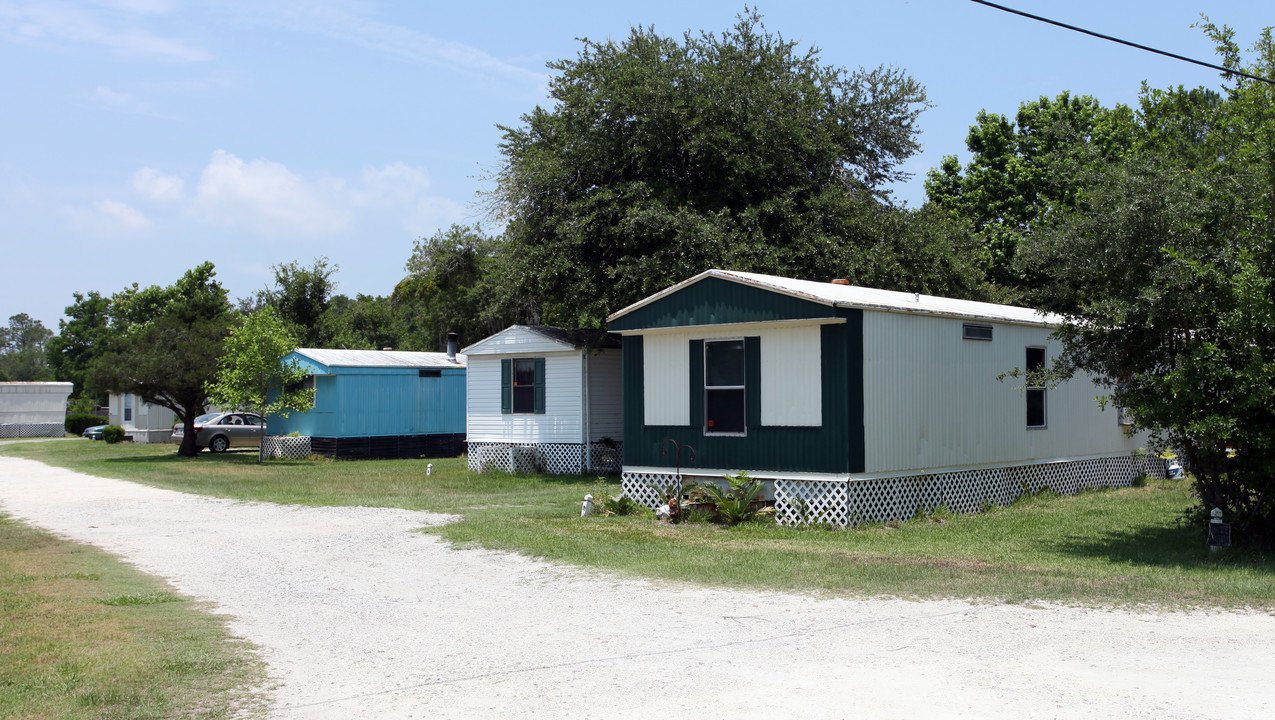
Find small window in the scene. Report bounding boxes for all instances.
[704,339,746,435]
[285,375,315,393]
[1026,347,1047,428]
[123,394,133,423]
[963,323,993,341]
[418,369,442,378]
[512,358,536,414]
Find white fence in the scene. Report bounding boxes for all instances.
[260,435,313,460]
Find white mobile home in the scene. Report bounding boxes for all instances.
[0,382,74,438]
[108,392,180,443]
[607,270,1163,525]
[464,326,623,474]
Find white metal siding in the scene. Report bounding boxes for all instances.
[861,311,1144,474]
[587,349,624,441]
[643,333,689,426]
[760,325,821,426]
[466,352,583,443]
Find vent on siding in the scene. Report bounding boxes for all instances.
[962,323,993,341]
[419,369,442,378]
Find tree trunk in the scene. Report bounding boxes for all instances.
[177,412,201,457]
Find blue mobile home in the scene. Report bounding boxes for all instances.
[266,348,467,459]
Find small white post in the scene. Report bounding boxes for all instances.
[426,463,433,476]
[1209,507,1224,553]
[581,494,595,517]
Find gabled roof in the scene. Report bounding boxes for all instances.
[607,269,1064,327]
[292,348,466,369]
[462,325,621,355]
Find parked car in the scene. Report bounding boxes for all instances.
[83,424,107,440]
[171,412,266,452]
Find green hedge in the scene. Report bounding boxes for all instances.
[66,413,109,435]
[102,425,126,444]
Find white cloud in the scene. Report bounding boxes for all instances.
[88,84,159,116]
[64,199,152,233]
[133,166,184,201]
[223,0,544,86]
[0,1,210,61]
[193,150,351,236]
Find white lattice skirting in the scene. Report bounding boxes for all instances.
[260,435,313,460]
[624,454,1169,527]
[0,423,65,439]
[468,441,624,475]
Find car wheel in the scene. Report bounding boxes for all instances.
[208,436,230,453]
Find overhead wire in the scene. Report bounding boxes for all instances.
[969,0,1275,86]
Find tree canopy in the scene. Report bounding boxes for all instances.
[1017,21,1275,544]
[90,263,234,457]
[206,305,313,427]
[486,9,946,328]
[0,313,54,382]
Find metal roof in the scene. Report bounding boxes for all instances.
[607,269,1064,327]
[292,348,466,369]
[462,325,620,354]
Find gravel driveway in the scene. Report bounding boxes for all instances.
[1,455,1271,719]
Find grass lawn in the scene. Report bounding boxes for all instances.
[0,511,267,720]
[3,438,1272,611]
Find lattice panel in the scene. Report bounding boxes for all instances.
[1134,453,1169,480]
[622,472,682,509]
[467,442,587,475]
[0,423,65,439]
[260,435,312,460]
[774,479,850,526]
[588,441,624,475]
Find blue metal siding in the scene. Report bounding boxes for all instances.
[267,368,465,439]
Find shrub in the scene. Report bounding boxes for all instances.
[686,472,765,525]
[102,425,126,444]
[65,413,108,435]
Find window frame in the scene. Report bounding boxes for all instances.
[962,323,994,341]
[510,357,537,414]
[703,338,747,437]
[1026,346,1047,429]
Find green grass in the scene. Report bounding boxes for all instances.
[0,511,267,720]
[3,438,1272,610]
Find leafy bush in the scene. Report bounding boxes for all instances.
[65,413,108,436]
[102,425,126,444]
[601,493,643,516]
[686,472,766,525]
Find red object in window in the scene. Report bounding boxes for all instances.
[707,420,715,427]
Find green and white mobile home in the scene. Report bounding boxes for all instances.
[607,270,1163,525]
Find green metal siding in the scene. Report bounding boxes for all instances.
[609,276,837,331]
[622,311,864,474]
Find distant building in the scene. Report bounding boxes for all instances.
[0,382,74,438]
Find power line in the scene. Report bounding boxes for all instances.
[969,0,1275,86]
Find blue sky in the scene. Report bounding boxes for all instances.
[1,0,1270,332]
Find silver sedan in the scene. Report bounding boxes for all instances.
[171,412,265,453]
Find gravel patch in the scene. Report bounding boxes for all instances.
[1,455,1271,719]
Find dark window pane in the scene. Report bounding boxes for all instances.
[705,340,745,387]
[1026,347,1046,374]
[513,358,536,387]
[705,388,745,434]
[513,386,535,414]
[1027,388,1046,427]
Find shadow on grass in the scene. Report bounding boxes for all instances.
[1041,524,1273,569]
